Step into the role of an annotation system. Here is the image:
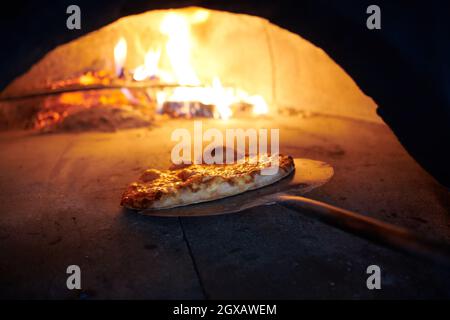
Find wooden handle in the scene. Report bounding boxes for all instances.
[277,194,450,266]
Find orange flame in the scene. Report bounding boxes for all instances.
[160,13,200,86]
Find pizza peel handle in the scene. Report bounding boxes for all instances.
[277,194,450,266]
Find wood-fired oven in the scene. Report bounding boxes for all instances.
[0,0,449,300]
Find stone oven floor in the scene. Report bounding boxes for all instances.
[0,115,449,299]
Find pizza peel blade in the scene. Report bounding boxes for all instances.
[135,158,334,217]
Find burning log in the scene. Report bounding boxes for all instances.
[161,101,215,119]
[27,89,155,132]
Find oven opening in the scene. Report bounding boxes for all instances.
[0,7,378,132]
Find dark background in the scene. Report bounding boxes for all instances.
[0,0,449,187]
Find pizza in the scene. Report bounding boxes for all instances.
[120,154,295,210]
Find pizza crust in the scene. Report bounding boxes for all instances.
[121,154,295,210]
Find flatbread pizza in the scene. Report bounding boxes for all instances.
[121,154,294,210]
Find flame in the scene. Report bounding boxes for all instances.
[114,37,127,76]
[133,49,161,81]
[190,9,210,23]
[248,95,269,115]
[127,11,269,120]
[156,91,167,113]
[210,77,233,120]
[160,13,200,86]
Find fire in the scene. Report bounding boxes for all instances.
[248,95,269,115]
[114,11,269,120]
[160,13,200,86]
[165,77,234,120]
[191,9,210,23]
[114,37,127,77]
[133,49,161,81]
